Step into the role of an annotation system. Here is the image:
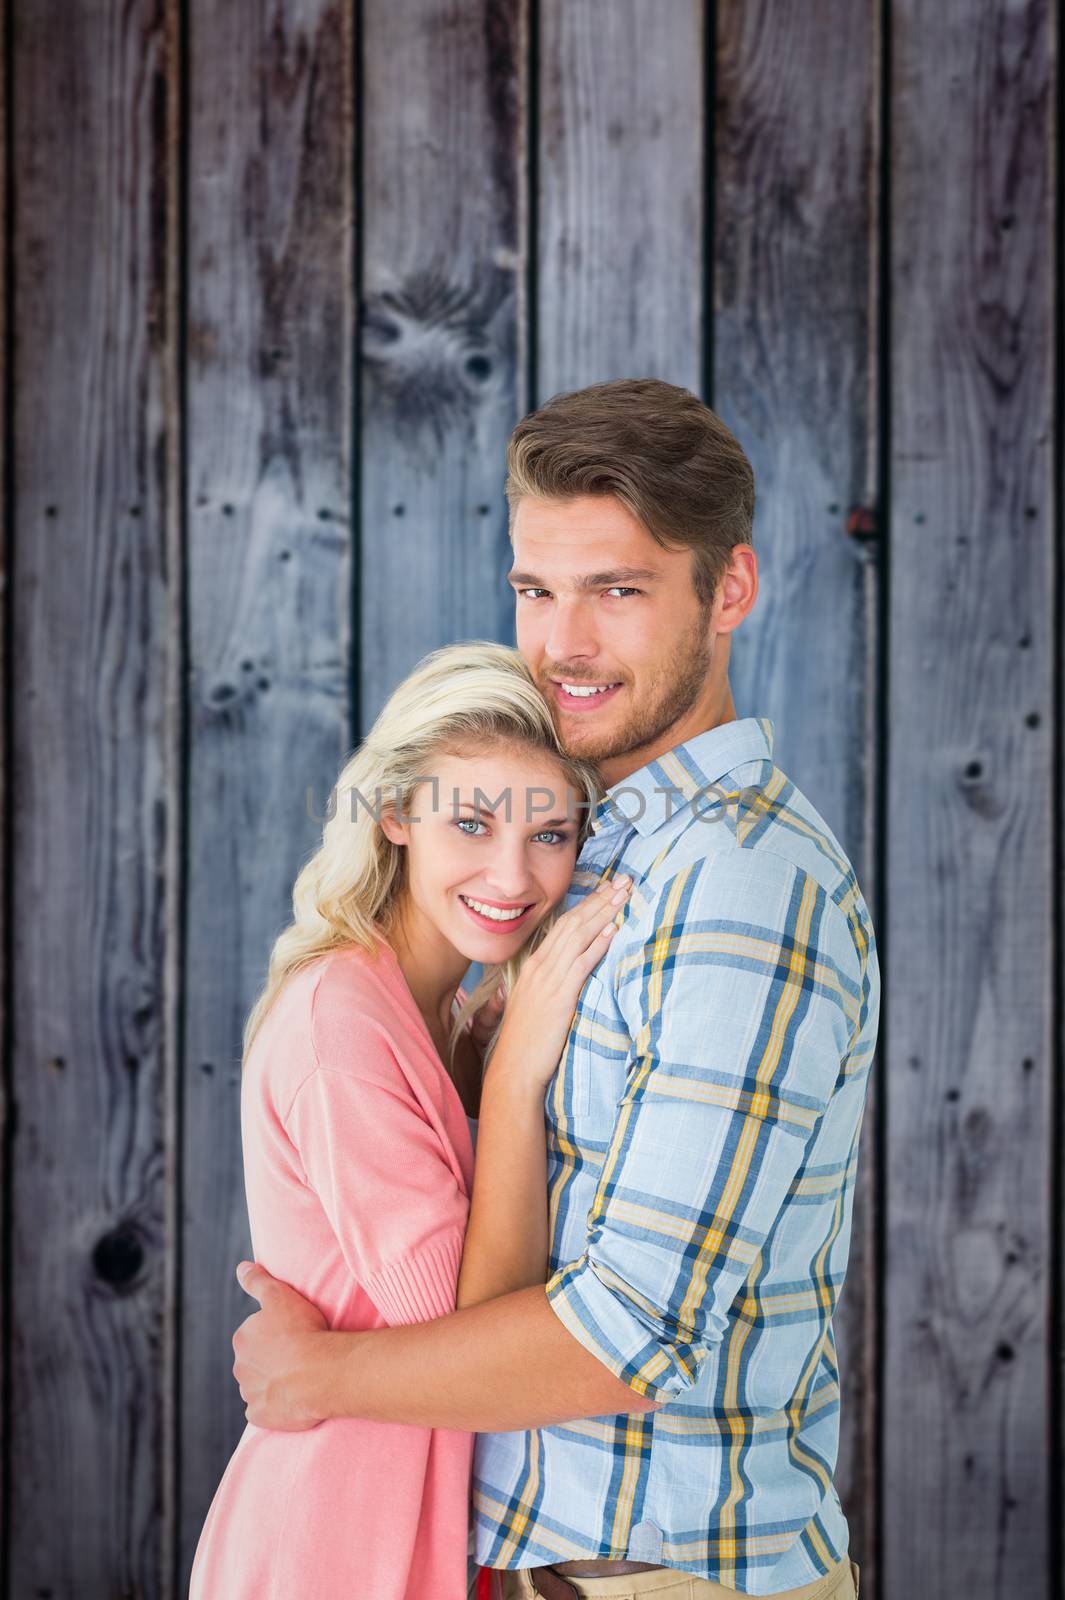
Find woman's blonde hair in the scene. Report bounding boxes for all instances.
[242,640,605,1075]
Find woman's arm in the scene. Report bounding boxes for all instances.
[455,874,631,1308]
[455,1052,549,1306]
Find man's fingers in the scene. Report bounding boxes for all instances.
[235,1260,255,1293]
[235,1259,277,1301]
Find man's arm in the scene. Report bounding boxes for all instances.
[539,848,862,1399]
[233,1270,657,1431]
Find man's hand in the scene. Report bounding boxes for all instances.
[232,1261,330,1431]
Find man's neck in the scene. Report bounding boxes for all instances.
[598,684,738,788]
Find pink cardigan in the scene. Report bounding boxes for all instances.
[189,938,476,1600]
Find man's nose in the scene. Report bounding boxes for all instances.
[544,599,598,663]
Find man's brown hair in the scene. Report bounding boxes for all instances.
[504,377,755,608]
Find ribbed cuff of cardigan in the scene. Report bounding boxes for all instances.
[363,1229,465,1326]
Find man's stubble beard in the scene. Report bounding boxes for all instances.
[548,608,716,768]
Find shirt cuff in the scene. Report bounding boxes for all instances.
[545,1254,705,1402]
[363,1229,465,1326]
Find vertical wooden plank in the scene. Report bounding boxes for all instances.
[180,0,354,1585]
[537,0,703,395]
[359,0,527,729]
[0,0,8,1575]
[9,0,178,1593]
[712,3,882,1586]
[884,2,1054,1596]
[160,0,183,1587]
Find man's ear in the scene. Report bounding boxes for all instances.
[714,544,758,635]
[379,807,408,849]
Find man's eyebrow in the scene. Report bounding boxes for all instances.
[506,566,661,591]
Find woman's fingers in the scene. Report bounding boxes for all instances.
[579,874,632,934]
[543,876,633,967]
[493,877,636,1087]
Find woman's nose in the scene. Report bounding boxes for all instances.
[482,849,535,900]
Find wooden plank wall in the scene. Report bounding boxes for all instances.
[8,3,177,1595]
[359,0,526,724]
[537,0,704,393]
[713,4,882,1580]
[0,4,1058,1599]
[882,1,1056,1593]
[179,0,356,1582]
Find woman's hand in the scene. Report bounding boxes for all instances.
[469,983,506,1055]
[489,873,632,1092]
[455,872,633,1308]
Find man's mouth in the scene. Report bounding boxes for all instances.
[458,893,535,932]
[551,679,623,712]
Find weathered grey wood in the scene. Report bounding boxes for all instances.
[0,0,8,1574]
[1,8,1058,1597]
[537,0,703,394]
[883,2,1054,1596]
[8,1,178,1594]
[359,0,527,730]
[712,4,882,1588]
[160,3,183,1589]
[180,0,354,1586]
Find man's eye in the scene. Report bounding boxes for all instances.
[518,586,640,599]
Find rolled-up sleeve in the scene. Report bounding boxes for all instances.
[545,847,862,1400]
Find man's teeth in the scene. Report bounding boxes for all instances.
[560,682,617,697]
[460,896,528,922]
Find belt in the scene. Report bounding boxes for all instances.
[529,1562,664,1597]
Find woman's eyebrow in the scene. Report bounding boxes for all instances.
[452,799,576,826]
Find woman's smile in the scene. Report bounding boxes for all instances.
[456,893,536,934]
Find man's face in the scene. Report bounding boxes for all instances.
[509,494,720,777]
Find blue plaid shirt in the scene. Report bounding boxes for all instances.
[473,716,880,1593]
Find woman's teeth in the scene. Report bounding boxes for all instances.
[459,895,529,922]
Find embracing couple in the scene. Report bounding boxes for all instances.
[189,378,879,1600]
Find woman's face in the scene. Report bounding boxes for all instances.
[381,742,585,963]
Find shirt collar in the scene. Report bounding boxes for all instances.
[589,715,775,838]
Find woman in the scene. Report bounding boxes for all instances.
[188,640,633,1600]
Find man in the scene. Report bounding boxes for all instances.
[232,378,879,1599]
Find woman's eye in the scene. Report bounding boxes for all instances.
[454,817,486,836]
[533,830,568,845]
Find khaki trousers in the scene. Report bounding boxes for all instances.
[494,1552,860,1600]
